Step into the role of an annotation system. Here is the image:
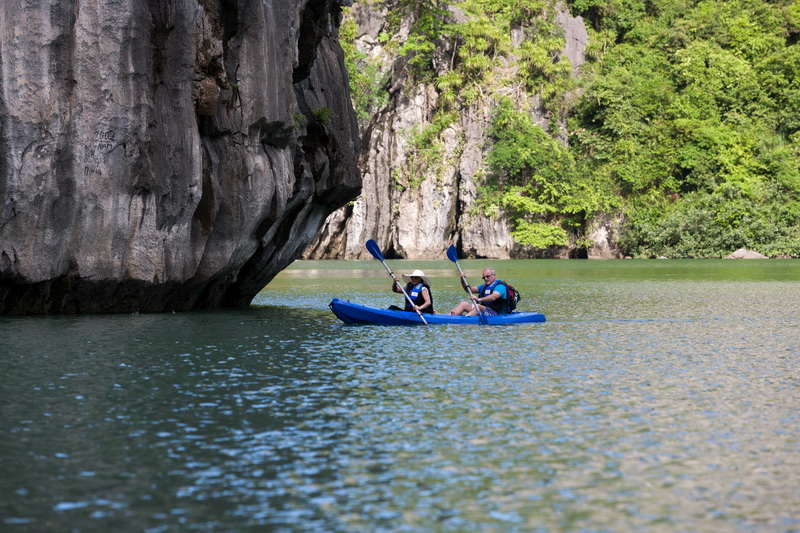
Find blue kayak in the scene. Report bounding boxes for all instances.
[329,298,546,326]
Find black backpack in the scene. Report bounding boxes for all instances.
[498,281,521,312]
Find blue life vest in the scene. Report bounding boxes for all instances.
[479,280,509,315]
[405,282,434,313]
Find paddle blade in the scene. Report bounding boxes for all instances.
[446,244,459,263]
[365,239,384,261]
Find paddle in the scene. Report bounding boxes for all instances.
[365,239,428,325]
[446,244,488,325]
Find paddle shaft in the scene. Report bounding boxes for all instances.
[454,263,484,313]
[447,245,487,323]
[365,240,428,325]
[379,261,429,325]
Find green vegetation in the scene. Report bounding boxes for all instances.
[339,12,389,128]
[340,0,800,257]
[401,110,460,189]
[312,107,335,125]
[568,0,800,257]
[487,98,585,248]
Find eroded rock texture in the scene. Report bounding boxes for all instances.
[0,0,360,313]
[304,3,607,260]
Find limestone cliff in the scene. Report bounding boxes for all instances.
[0,0,360,313]
[304,2,623,260]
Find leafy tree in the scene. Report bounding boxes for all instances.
[343,0,800,257]
[339,10,389,128]
[391,0,452,80]
[568,0,800,257]
[484,98,615,248]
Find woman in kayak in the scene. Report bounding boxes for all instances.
[390,269,435,314]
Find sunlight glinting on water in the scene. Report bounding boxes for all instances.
[1,259,798,531]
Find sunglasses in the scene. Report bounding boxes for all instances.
[482,274,494,279]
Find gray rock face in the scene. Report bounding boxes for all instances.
[0,0,360,313]
[558,8,589,73]
[305,4,611,260]
[327,82,462,260]
[586,215,625,259]
[727,248,768,259]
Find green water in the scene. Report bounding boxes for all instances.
[1,259,798,531]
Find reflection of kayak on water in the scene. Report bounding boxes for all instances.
[329,298,546,326]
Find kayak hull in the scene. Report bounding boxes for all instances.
[329,298,546,326]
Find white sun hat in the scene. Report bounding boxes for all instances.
[402,269,431,287]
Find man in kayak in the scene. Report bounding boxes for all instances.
[450,268,508,316]
[390,269,435,314]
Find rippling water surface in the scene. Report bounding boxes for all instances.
[1,259,798,532]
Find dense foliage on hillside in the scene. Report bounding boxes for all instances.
[342,0,800,257]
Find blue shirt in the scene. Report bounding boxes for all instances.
[479,281,507,299]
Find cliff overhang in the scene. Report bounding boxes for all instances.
[0,0,360,314]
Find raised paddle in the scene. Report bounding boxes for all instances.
[446,244,488,325]
[365,239,428,325]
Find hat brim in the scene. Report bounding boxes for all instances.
[402,274,431,287]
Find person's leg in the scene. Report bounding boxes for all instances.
[450,301,472,315]
[466,304,495,316]
[467,304,497,316]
